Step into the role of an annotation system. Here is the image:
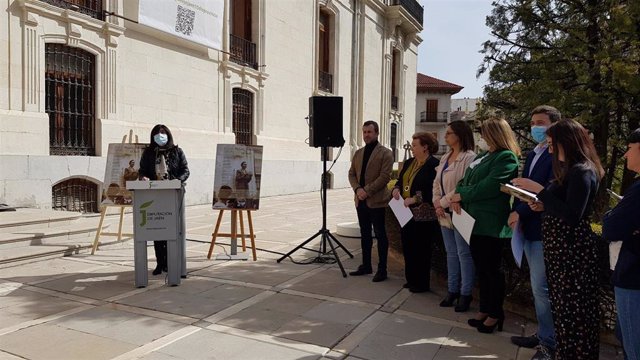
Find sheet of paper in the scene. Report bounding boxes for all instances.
[452,209,475,245]
[388,197,413,228]
[609,241,622,271]
[511,221,525,268]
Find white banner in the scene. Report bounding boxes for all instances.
[138,0,224,50]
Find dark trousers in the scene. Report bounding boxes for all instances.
[356,202,388,271]
[470,234,505,319]
[154,241,167,268]
[401,219,437,290]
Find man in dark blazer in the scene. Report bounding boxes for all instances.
[348,120,394,282]
[508,105,560,360]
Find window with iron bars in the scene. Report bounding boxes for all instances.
[52,178,99,213]
[232,89,254,145]
[46,43,96,156]
[40,0,104,20]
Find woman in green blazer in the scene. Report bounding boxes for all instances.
[450,118,520,334]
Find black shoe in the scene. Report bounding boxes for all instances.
[531,345,554,360]
[349,265,373,276]
[439,292,460,307]
[477,317,504,334]
[402,283,410,288]
[372,271,387,282]
[162,266,168,273]
[455,295,472,312]
[467,315,488,328]
[409,286,429,293]
[152,265,162,275]
[511,334,539,348]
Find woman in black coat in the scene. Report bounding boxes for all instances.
[392,132,440,293]
[138,124,189,275]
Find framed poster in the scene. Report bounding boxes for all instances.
[212,144,263,210]
[101,143,147,205]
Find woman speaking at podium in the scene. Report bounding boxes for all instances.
[138,124,190,276]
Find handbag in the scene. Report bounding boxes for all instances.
[410,202,437,222]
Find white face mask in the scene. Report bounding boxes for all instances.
[154,133,168,146]
[477,138,490,151]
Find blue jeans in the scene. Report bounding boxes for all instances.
[615,287,640,359]
[441,226,474,296]
[524,240,556,349]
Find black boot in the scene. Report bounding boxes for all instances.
[455,295,473,312]
[152,264,163,275]
[439,292,460,307]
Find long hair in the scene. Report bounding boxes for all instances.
[546,119,604,184]
[480,117,521,156]
[149,124,175,149]
[448,120,474,152]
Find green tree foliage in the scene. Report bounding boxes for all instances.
[478,0,640,214]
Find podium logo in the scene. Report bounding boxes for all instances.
[139,200,154,226]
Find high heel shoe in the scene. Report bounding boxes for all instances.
[439,292,460,307]
[455,295,472,312]
[467,314,488,328]
[477,317,504,334]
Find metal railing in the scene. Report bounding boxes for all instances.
[229,34,258,70]
[41,0,104,20]
[420,111,448,123]
[391,96,399,110]
[392,0,423,26]
[319,71,333,93]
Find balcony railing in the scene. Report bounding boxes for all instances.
[229,34,258,70]
[391,96,399,110]
[420,111,448,123]
[41,0,104,20]
[437,145,449,155]
[319,71,333,93]
[392,0,423,26]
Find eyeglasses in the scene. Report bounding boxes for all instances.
[445,132,455,136]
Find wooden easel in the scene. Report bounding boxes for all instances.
[91,130,138,255]
[207,209,257,261]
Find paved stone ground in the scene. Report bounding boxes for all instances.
[0,188,623,359]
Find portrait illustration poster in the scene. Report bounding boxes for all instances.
[101,143,147,205]
[212,144,263,210]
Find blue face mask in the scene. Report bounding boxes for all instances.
[531,126,548,144]
[154,133,168,146]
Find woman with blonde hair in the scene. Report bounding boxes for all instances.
[450,117,520,333]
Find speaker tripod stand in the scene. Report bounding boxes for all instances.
[277,146,353,277]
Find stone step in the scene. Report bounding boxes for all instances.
[0,208,82,233]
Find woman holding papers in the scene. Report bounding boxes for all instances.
[392,132,440,293]
[450,118,520,334]
[602,127,640,359]
[512,119,603,359]
[139,124,190,276]
[432,121,477,312]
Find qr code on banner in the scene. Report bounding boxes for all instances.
[175,5,195,36]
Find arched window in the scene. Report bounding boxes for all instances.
[45,44,96,156]
[52,178,99,213]
[390,123,398,161]
[232,89,254,145]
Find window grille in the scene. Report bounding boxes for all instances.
[40,0,104,20]
[45,43,95,156]
[52,178,98,213]
[232,89,254,145]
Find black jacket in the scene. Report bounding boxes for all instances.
[138,145,190,183]
[395,156,440,206]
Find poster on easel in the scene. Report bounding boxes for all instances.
[101,143,147,205]
[212,144,263,210]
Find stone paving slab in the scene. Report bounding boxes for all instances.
[0,189,624,359]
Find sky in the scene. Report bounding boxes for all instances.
[417,0,494,99]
